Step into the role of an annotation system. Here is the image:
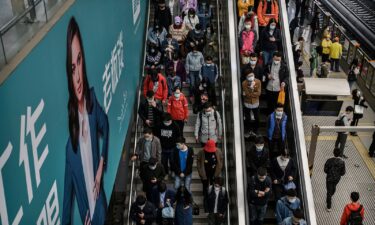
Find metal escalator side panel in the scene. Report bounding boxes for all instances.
[278,0,317,224]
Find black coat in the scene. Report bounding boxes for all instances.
[130,201,157,225]
[140,164,166,192]
[270,157,296,184]
[154,122,181,150]
[154,7,172,31]
[138,99,163,126]
[324,157,346,182]
[260,28,281,52]
[248,175,272,206]
[206,186,229,214]
[173,147,195,176]
[241,64,264,82]
[264,61,289,86]
[247,146,270,175]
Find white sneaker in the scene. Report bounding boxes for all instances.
[326,207,332,212]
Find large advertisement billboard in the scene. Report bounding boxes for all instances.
[0,0,147,224]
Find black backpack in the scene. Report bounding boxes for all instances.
[348,205,363,225]
[199,110,218,132]
[335,115,345,126]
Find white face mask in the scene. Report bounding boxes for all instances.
[258,177,266,182]
[250,60,257,65]
[145,136,152,141]
[244,24,251,30]
[205,110,213,116]
[273,60,280,65]
[174,93,181,99]
[256,145,264,151]
[164,121,172,126]
[247,76,255,82]
[288,198,297,203]
[270,25,276,30]
[147,98,154,103]
[214,187,221,192]
[276,111,283,118]
[357,91,361,96]
[190,15,194,18]
[149,165,157,170]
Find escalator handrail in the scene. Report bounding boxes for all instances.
[227,0,248,224]
[278,1,318,224]
[126,1,151,224]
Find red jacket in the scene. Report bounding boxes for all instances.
[167,94,189,121]
[257,0,279,27]
[143,74,168,101]
[340,203,364,225]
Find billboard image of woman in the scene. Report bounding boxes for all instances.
[62,17,109,225]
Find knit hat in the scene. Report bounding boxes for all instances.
[174,16,181,25]
[204,139,216,153]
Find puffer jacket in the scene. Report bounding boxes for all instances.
[147,27,168,47]
[330,42,342,59]
[267,112,287,141]
[321,39,332,55]
[242,78,261,105]
[185,51,204,72]
[194,110,223,143]
[167,94,189,121]
[169,24,188,43]
[238,0,254,17]
[143,74,168,101]
[324,157,346,182]
[257,0,279,27]
[197,148,223,179]
[240,29,257,54]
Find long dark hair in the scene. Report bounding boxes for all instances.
[66,17,93,152]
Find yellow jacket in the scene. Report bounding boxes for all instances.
[238,0,254,17]
[330,42,342,59]
[321,39,332,54]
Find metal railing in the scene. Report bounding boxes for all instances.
[125,1,151,224]
[0,0,50,64]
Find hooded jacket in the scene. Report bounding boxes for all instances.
[340,202,364,225]
[257,0,279,27]
[143,74,168,101]
[324,157,346,182]
[194,110,223,143]
[167,93,189,121]
[197,148,223,179]
[238,0,254,17]
[185,51,204,72]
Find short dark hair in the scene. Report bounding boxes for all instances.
[249,52,258,58]
[203,101,213,109]
[206,55,213,61]
[333,147,341,157]
[286,188,297,197]
[163,113,172,121]
[143,127,153,134]
[273,51,282,58]
[243,68,252,77]
[293,209,304,219]
[255,136,264,144]
[158,181,167,192]
[298,37,304,42]
[350,192,359,202]
[257,167,267,176]
[195,23,202,30]
[346,106,354,112]
[214,177,223,186]
[146,90,154,98]
[136,194,147,205]
[281,149,289,157]
[176,136,186,144]
[173,86,181,92]
[276,103,284,109]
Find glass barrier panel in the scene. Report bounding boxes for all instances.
[342,37,350,62]
[369,66,375,95]
[360,59,370,80]
[364,62,371,88]
[355,49,364,66]
[347,44,356,65]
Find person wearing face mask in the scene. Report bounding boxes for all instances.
[167,87,189,133]
[321,34,332,63]
[267,104,287,158]
[347,58,360,89]
[197,139,224,202]
[166,65,182,96]
[138,90,163,129]
[350,89,368,136]
[247,136,270,177]
[240,19,257,61]
[185,46,204,97]
[162,34,180,63]
[242,71,261,136]
[143,67,168,106]
[169,16,189,55]
[197,0,212,31]
[167,54,187,83]
[130,194,157,225]
[150,181,176,225]
[183,8,200,31]
[139,157,166,200]
[247,167,272,225]
[155,0,173,31]
[154,113,181,176]
[175,186,193,225]
[206,177,229,225]
[145,45,163,69]
[148,23,168,48]
[260,18,281,66]
[293,37,304,68]
[335,106,354,158]
[275,189,301,224]
[238,9,259,38]
[201,56,219,84]
[185,23,206,52]
[195,102,223,144]
[173,137,194,191]
[241,53,264,82]
[329,37,342,72]
[257,0,279,30]
[193,92,209,114]
[195,77,217,107]
[203,24,219,62]
[270,150,296,201]
[132,128,162,169]
[296,61,304,84]
[264,52,289,114]
[180,0,197,15]
[238,0,254,19]
[280,209,307,225]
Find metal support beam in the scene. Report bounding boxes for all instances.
[308,125,375,176]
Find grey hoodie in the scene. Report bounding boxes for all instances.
[194,110,223,143]
[185,51,204,72]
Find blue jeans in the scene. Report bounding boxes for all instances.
[189,71,200,97]
[262,50,275,66]
[249,204,268,224]
[161,150,174,174]
[175,174,192,192]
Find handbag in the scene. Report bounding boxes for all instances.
[161,202,175,219]
[284,181,297,190]
[354,105,364,114]
[193,202,200,215]
[277,87,286,105]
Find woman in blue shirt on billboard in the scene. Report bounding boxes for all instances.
[62,17,109,225]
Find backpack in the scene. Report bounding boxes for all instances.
[348,205,363,225]
[199,110,218,132]
[335,115,345,126]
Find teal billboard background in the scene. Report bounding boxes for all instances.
[0,0,147,224]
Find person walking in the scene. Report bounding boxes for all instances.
[247,136,270,177]
[335,106,354,158]
[324,147,346,212]
[194,102,223,145]
[150,181,176,225]
[350,89,367,136]
[139,158,166,200]
[340,192,364,225]
[321,34,332,63]
[369,127,375,157]
[329,37,342,72]
[167,87,189,133]
[132,128,162,168]
[130,194,157,225]
[175,186,193,225]
[275,189,301,224]
[206,177,229,225]
[267,104,287,158]
[173,137,195,191]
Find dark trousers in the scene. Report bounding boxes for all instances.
[266,90,280,114]
[330,58,340,72]
[335,133,348,156]
[244,107,260,133]
[322,53,329,63]
[174,120,185,133]
[272,183,285,202]
[269,138,285,159]
[370,140,375,157]
[161,150,174,174]
[326,179,340,209]
[208,213,225,225]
